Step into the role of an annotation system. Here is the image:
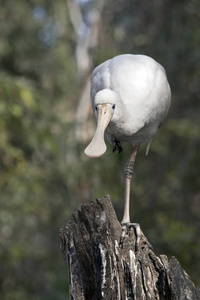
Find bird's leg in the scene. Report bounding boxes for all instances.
[120,146,141,251]
[122,146,138,223]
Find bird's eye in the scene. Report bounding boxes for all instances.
[95,106,98,111]
[112,105,116,109]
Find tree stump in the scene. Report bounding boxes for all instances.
[60,195,200,300]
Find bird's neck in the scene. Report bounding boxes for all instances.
[109,100,133,136]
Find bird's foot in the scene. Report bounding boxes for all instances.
[120,222,141,251]
[113,140,123,153]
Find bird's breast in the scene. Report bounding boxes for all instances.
[106,119,159,146]
[107,120,133,137]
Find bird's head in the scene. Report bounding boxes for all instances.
[85,89,120,158]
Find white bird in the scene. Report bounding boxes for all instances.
[85,54,171,249]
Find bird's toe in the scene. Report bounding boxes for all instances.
[113,140,123,153]
[120,222,141,251]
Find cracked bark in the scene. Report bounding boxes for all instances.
[60,195,200,300]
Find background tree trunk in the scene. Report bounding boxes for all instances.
[60,195,200,300]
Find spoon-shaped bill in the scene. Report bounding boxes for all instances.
[84,104,112,158]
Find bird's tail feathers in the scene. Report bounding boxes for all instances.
[145,138,153,156]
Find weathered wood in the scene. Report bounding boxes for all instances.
[60,195,200,300]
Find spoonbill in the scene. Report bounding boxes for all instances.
[85,54,171,249]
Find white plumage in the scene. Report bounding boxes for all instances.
[85,54,171,248]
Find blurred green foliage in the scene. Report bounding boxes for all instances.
[0,0,199,299]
